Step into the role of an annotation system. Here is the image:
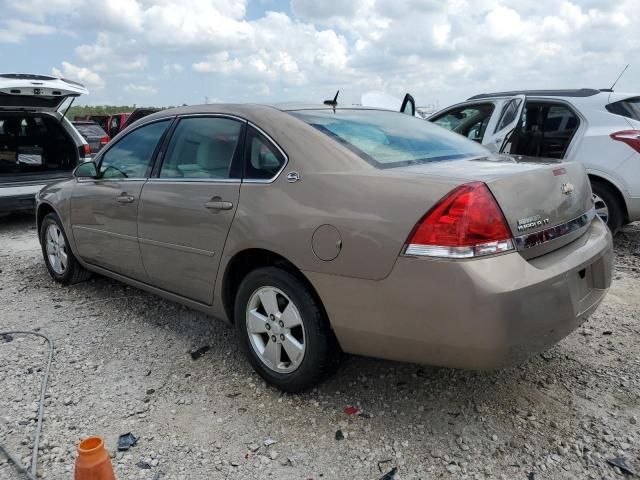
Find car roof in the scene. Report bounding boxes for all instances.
[467,89,603,100]
[140,103,390,123]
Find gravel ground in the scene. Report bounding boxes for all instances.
[0,212,639,480]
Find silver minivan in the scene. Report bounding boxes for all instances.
[0,73,90,213]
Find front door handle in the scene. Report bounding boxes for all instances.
[204,198,233,210]
[115,193,135,204]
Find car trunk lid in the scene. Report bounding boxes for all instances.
[394,155,594,259]
[0,74,88,112]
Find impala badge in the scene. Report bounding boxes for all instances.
[517,214,550,232]
[561,182,574,195]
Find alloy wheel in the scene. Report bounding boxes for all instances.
[593,193,609,225]
[246,286,306,374]
[45,223,68,275]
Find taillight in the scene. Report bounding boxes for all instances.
[403,182,514,258]
[99,135,110,145]
[82,144,91,155]
[610,130,640,153]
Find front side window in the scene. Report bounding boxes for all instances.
[99,120,169,179]
[432,104,494,142]
[160,117,243,179]
[290,109,488,168]
[244,127,286,180]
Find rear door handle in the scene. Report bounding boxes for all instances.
[115,193,135,204]
[204,199,233,210]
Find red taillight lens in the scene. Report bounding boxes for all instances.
[82,144,91,155]
[99,135,110,145]
[404,182,514,258]
[610,130,640,153]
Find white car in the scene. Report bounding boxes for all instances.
[0,73,91,213]
[429,89,640,233]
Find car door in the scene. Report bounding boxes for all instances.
[481,95,526,153]
[136,115,245,304]
[70,119,172,280]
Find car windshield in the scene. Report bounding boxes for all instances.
[289,109,489,168]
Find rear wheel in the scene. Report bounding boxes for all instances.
[234,267,340,392]
[40,213,91,284]
[591,181,623,235]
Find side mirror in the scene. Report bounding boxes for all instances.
[74,161,98,179]
[400,93,416,116]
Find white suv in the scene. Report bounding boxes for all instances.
[429,89,640,233]
[0,73,90,213]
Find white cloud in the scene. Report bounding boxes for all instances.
[0,19,56,43]
[123,83,158,94]
[2,0,640,105]
[52,62,104,91]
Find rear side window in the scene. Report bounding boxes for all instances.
[74,123,107,137]
[99,120,170,179]
[244,126,286,180]
[606,97,640,121]
[160,117,243,179]
[290,109,488,168]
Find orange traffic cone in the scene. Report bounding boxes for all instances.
[74,436,116,480]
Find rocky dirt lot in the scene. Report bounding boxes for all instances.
[0,213,639,480]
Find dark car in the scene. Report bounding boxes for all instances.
[72,121,110,156]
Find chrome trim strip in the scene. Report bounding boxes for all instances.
[514,208,596,250]
[145,178,241,184]
[139,237,215,256]
[72,225,137,242]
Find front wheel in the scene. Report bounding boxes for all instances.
[591,181,623,235]
[234,267,340,392]
[40,213,91,284]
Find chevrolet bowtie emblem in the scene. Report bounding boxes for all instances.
[561,182,574,195]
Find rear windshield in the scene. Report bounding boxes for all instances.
[289,109,488,168]
[606,97,640,121]
[74,123,106,137]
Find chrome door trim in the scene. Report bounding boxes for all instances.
[138,237,215,256]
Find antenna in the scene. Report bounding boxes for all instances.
[323,90,339,107]
[610,64,629,91]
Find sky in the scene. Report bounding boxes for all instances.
[0,0,638,109]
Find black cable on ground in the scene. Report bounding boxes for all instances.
[0,331,54,480]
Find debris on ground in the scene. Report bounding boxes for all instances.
[263,438,277,447]
[117,433,138,451]
[607,457,637,476]
[335,430,344,441]
[136,460,151,469]
[189,345,210,360]
[379,467,399,479]
[344,406,360,416]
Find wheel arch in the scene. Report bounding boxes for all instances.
[587,173,629,223]
[36,202,59,239]
[221,248,330,328]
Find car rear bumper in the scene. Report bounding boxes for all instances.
[305,217,613,369]
[0,184,45,212]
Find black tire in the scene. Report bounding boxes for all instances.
[591,181,624,235]
[234,267,340,392]
[40,213,91,285]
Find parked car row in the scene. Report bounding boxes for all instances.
[0,72,621,391]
